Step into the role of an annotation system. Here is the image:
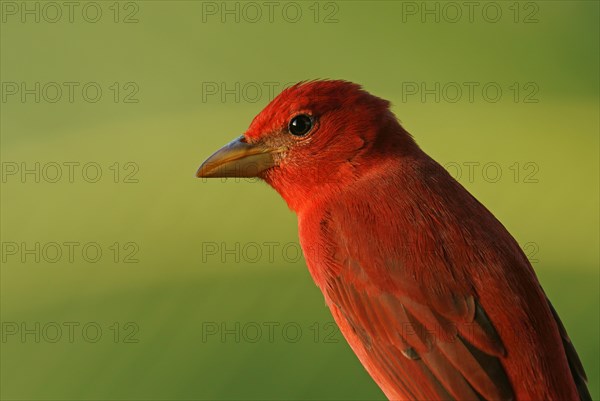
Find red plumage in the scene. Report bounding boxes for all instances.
[198,80,590,401]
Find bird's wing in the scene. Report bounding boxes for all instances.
[325,271,513,401]
[317,209,515,401]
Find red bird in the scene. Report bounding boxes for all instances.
[197,80,590,401]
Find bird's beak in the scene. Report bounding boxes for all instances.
[196,135,280,178]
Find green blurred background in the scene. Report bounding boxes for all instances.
[1,1,598,400]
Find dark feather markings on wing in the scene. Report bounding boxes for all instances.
[327,274,515,401]
[547,299,591,401]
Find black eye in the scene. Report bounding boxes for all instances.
[288,114,313,136]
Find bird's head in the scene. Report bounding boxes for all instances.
[197,80,418,210]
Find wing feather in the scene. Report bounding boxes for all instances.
[547,299,591,401]
[326,272,514,401]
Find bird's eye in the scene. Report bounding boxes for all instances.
[288,114,313,136]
